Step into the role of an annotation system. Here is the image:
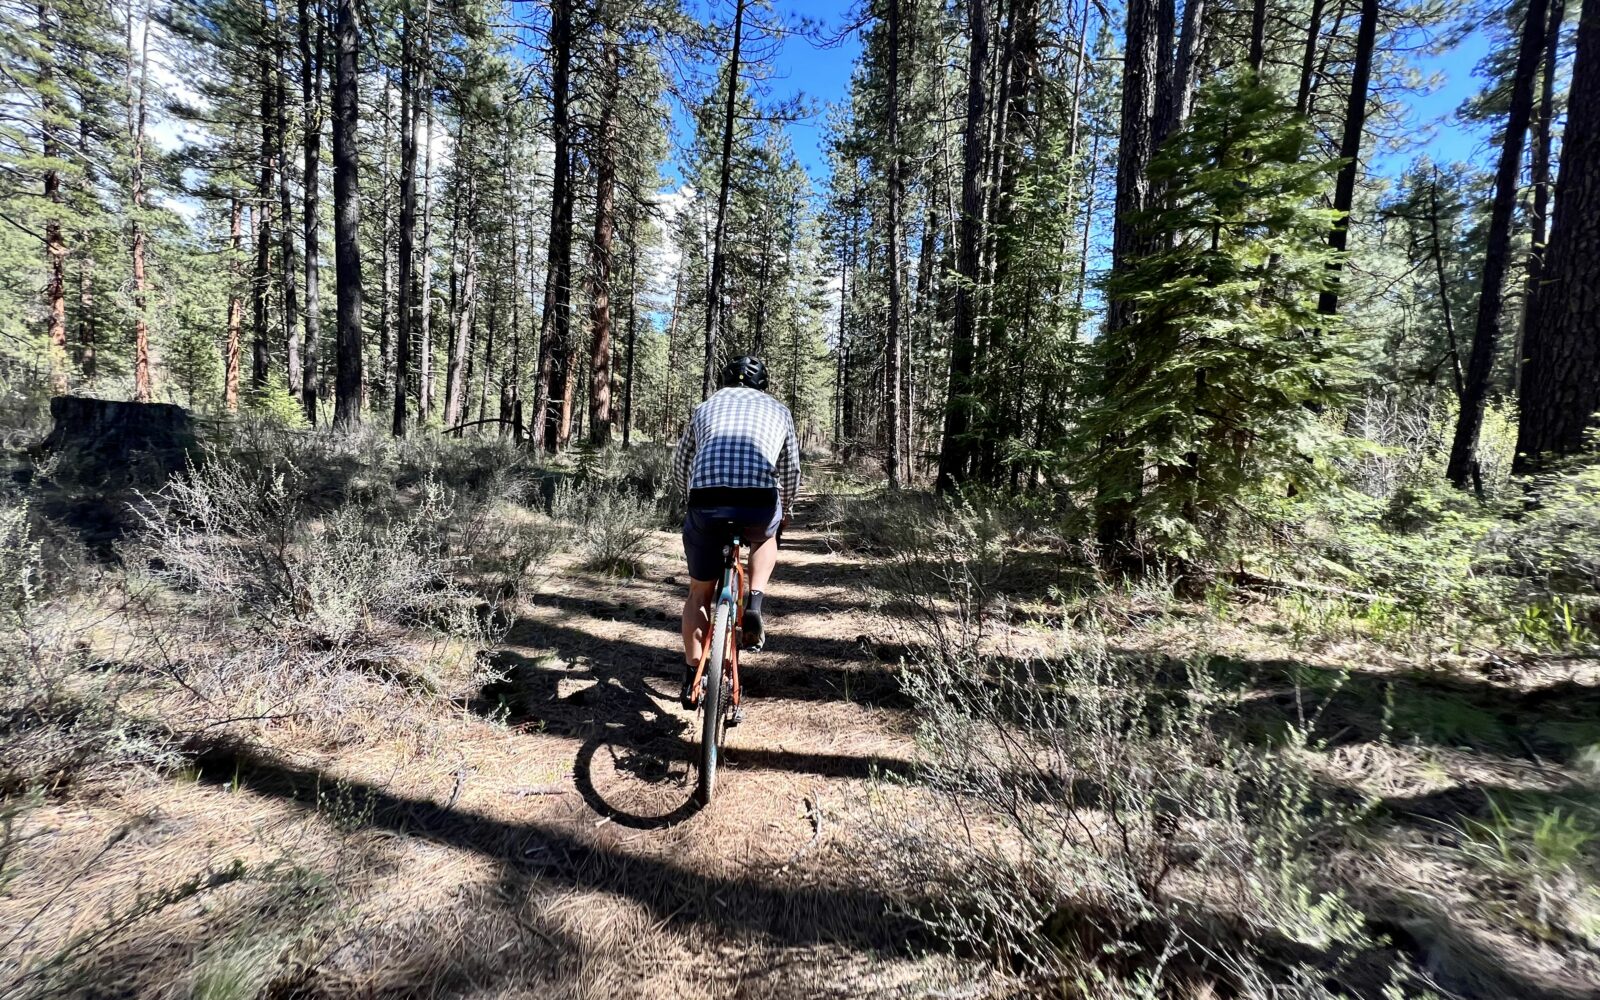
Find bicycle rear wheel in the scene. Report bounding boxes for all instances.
[696,598,732,805]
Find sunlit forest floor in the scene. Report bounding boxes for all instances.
[3,426,1599,998]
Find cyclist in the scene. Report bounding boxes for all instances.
[671,355,802,712]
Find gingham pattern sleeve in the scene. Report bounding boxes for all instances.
[684,388,803,508]
[671,416,697,498]
[777,412,801,509]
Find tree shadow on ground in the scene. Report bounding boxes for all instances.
[186,738,928,957]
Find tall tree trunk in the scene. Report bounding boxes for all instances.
[1512,0,1566,396]
[378,76,394,409]
[444,176,476,429]
[75,96,97,380]
[226,194,244,410]
[419,90,435,421]
[935,0,988,492]
[300,0,322,423]
[1447,0,1551,488]
[885,0,904,488]
[534,0,573,450]
[1516,0,1600,470]
[129,6,152,402]
[331,0,364,429]
[40,2,69,392]
[1248,0,1268,75]
[1316,0,1378,317]
[1093,0,1160,551]
[253,5,276,392]
[588,38,619,446]
[623,232,638,446]
[276,13,301,403]
[1426,169,1466,400]
[703,0,745,399]
[393,3,417,436]
[1296,0,1328,115]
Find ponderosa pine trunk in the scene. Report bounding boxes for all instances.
[227,193,244,411]
[935,0,988,492]
[1447,0,1551,489]
[300,0,322,424]
[276,13,300,404]
[588,38,619,446]
[703,0,745,400]
[331,0,363,429]
[129,8,151,402]
[1317,0,1378,317]
[1516,0,1600,470]
[393,4,417,437]
[1092,0,1159,551]
[40,2,68,392]
[534,0,572,451]
[1512,0,1566,396]
[885,0,904,489]
[253,5,275,392]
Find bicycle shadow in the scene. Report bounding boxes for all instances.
[469,626,707,830]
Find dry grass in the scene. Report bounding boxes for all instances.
[3,448,1599,998]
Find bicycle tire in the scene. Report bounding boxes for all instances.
[696,599,732,805]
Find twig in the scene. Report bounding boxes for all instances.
[445,767,468,810]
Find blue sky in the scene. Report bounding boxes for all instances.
[678,0,1502,187]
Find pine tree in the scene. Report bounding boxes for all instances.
[1083,77,1357,561]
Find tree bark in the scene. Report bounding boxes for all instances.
[623,231,638,446]
[1516,0,1600,470]
[393,3,417,436]
[40,2,69,392]
[1512,0,1566,396]
[534,0,573,451]
[253,2,276,392]
[331,0,364,429]
[444,174,476,429]
[300,0,322,423]
[703,0,745,400]
[227,193,244,411]
[885,0,904,488]
[276,11,300,404]
[588,37,620,447]
[1317,0,1379,317]
[129,7,152,403]
[1296,0,1328,115]
[1447,0,1551,488]
[1093,0,1160,550]
[418,89,435,421]
[935,0,988,492]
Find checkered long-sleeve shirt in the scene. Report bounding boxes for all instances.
[672,388,802,510]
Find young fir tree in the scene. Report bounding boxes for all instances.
[1081,76,1359,562]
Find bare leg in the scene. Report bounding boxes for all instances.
[681,578,718,668]
[746,533,778,593]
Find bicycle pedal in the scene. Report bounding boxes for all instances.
[727,705,745,727]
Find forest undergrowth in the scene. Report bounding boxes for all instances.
[0,417,1598,999]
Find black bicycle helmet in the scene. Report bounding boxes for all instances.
[719,355,769,390]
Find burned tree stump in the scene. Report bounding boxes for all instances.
[38,396,198,477]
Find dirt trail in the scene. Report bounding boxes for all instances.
[5,491,979,998]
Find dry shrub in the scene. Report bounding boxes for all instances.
[0,498,178,794]
[551,478,656,577]
[134,449,499,664]
[870,504,1430,998]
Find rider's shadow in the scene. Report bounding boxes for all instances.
[465,620,705,829]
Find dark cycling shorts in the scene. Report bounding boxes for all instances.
[683,487,781,582]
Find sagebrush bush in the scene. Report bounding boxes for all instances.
[0,499,177,792]
[872,502,1396,996]
[136,450,495,658]
[551,478,656,576]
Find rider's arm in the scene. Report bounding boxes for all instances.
[671,416,696,498]
[777,414,801,513]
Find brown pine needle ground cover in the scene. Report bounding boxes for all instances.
[3,446,1600,999]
